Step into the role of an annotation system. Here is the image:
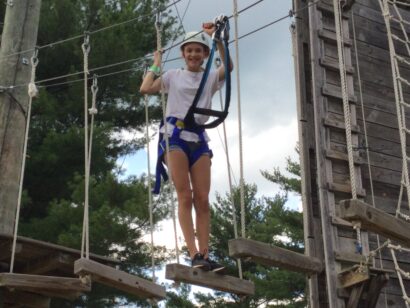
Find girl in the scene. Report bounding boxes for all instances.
[140,22,233,272]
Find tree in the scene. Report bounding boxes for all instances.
[192,156,306,307]
[0,0,181,306]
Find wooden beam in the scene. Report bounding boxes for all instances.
[364,273,389,308]
[2,289,50,308]
[338,265,369,289]
[74,258,166,300]
[165,263,254,296]
[337,199,410,245]
[228,238,323,275]
[0,242,21,261]
[346,283,365,308]
[0,273,90,299]
[24,252,75,275]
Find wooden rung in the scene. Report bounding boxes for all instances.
[338,265,370,288]
[0,273,90,299]
[74,258,166,299]
[318,29,352,46]
[228,238,323,275]
[320,58,354,74]
[337,199,410,245]
[322,85,357,103]
[165,263,254,296]
[328,183,366,197]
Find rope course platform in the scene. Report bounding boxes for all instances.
[228,238,323,275]
[337,199,410,245]
[165,263,254,296]
[74,258,166,300]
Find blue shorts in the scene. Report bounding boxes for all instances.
[167,139,213,168]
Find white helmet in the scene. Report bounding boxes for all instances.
[180,31,210,51]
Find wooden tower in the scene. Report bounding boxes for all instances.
[293,0,410,307]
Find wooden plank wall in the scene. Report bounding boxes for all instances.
[293,0,410,307]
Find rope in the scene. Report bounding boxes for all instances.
[6,2,306,92]
[9,50,39,273]
[389,243,410,307]
[231,0,246,243]
[143,78,156,281]
[333,0,357,200]
[215,57,243,279]
[155,12,180,264]
[81,34,91,259]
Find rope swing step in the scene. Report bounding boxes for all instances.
[74,259,166,300]
[165,263,254,296]
[228,238,323,275]
[75,32,166,300]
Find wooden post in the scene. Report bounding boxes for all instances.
[0,0,42,235]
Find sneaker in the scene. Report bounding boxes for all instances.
[191,253,211,271]
[205,258,226,274]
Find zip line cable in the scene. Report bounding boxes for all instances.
[5,2,308,92]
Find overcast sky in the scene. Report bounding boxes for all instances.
[120,0,300,259]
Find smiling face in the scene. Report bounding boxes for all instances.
[181,42,209,72]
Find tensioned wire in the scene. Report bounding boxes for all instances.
[7,3,316,93]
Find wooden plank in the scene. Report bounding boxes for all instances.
[0,273,90,298]
[338,265,370,288]
[228,238,323,274]
[337,199,410,244]
[165,263,254,296]
[2,289,50,308]
[74,258,166,299]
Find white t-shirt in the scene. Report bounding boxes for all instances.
[161,68,223,142]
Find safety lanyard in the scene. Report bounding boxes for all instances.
[184,16,231,130]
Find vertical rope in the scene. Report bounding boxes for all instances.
[333,0,357,200]
[232,0,246,241]
[88,75,98,171]
[81,34,90,259]
[143,68,156,280]
[155,11,180,263]
[10,49,39,273]
[215,57,243,279]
